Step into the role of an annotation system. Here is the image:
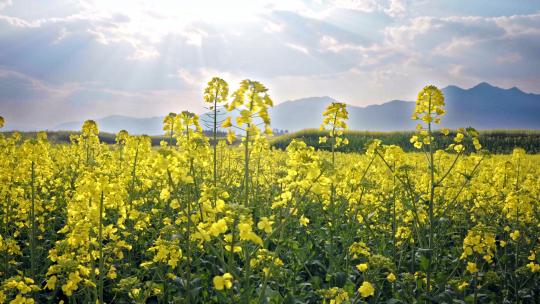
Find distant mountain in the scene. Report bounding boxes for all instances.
[53,115,164,135]
[348,100,416,131]
[2,123,40,132]
[442,82,540,129]
[48,82,540,134]
[274,83,540,131]
[268,96,336,131]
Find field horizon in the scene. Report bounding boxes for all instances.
[3,127,540,155]
[4,81,540,135]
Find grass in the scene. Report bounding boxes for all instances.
[270,129,540,154]
[3,129,540,153]
[1,130,227,146]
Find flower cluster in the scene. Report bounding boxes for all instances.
[0,81,539,303]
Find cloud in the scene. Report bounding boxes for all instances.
[285,43,310,54]
[329,0,406,17]
[263,20,284,33]
[181,28,208,47]
[0,68,202,128]
[381,13,540,84]
[0,69,77,128]
[0,69,61,100]
[0,0,540,129]
[0,0,11,11]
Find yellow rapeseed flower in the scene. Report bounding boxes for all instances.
[466,262,478,274]
[356,263,368,272]
[510,230,520,241]
[458,281,469,291]
[358,281,375,298]
[299,215,309,227]
[213,273,233,290]
[257,217,274,234]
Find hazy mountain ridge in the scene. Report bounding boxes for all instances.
[53,115,165,135]
[18,82,539,135]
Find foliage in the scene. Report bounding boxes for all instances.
[1,82,540,304]
[271,129,540,154]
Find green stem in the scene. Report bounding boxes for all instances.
[244,126,250,208]
[473,274,478,304]
[392,162,397,264]
[169,120,174,147]
[514,155,521,304]
[30,161,36,280]
[213,97,218,207]
[329,113,338,272]
[185,183,192,304]
[128,144,139,213]
[426,94,435,298]
[98,191,104,304]
[3,194,10,280]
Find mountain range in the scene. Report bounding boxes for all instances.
[33,82,540,134]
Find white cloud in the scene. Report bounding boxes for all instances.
[319,35,367,53]
[1,0,540,129]
[384,16,434,48]
[176,68,198,86]
[0,14,38,27]
[433,37,476,56]
[385,0,406,17]
[181,28,208,47]
[128,47,160,60]
[329,0,406,17]
[172,67,244,93]
[0,0,11,10]
[285,43,310,54]
[493,12,540,36]
[332,0,379,12]
[264,21,284,33]
[385,13,540,49]
[380,12,540,92]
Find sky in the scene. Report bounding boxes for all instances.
[0,0,539,129]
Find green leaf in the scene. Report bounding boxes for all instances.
[419,255,430,271]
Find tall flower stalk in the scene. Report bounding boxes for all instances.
[203,77,229,207]
[411,86,445,294]
[319,102,349,272]
[222,79,273,208]
[204,78,229,183]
